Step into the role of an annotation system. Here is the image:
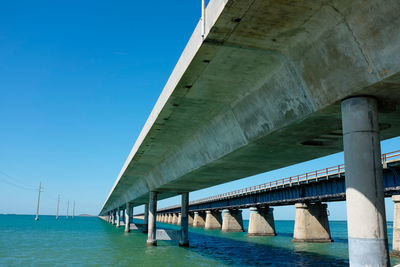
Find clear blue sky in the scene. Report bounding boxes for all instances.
[1,1,399,221]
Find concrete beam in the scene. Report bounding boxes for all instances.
[100,0,400,216]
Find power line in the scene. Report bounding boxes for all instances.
[0,169,36,190]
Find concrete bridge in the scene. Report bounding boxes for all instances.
[123,150,400,244]
[100,0,400,265]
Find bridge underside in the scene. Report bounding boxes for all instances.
[101,0,400,214]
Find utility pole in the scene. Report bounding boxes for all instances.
[72,201,75,219]
[56,194,60,220]
[34,182,42,221]
[66,200,69,219]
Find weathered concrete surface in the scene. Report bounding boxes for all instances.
[221,209,244,232]
[292,203,332,243]
[392,195,400,257]
[342,97,390,265]
[188,213,194,226]
[146,192,157,246]
[248,207,276,236]
[180,193,189,246]
[167,214,173,224]
[172,213,179,225]
[100,0,400,216]
[205,210,222,230]
[193,212,206,228]
[177,213,181,226]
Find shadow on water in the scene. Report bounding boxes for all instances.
[101,219,349,266]
[183,231,349,267]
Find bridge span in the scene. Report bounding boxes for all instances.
[100,0,400,265]
[124,150,400,244]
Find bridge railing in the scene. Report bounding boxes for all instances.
[189,150,400,205]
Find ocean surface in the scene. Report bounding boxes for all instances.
[1,215,399,266]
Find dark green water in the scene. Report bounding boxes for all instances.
[1,215,399,266]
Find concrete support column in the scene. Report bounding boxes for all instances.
[177,213,182,226]
[111,211,115,225]
[392,195,400,257]
[168,213,173,224]
[116,208,121,228]
[163,214,167,223]
[125,203,131,233]
[205,210,222,230]
[180,192,189,247]
[143,203,149,232]
[172,213,178,224]
[188,213,194,225]
[248,207,276,236]
[193,212,205,227]
[146,192,157,246]
[222,209,244,232]
[292,202,332,242]
[342,96,389,266]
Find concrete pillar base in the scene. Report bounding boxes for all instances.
[193,212,206,227]
[177,213,182,226]
[172,213,179,224]
[391,251,400,258]
[167,214,173,224]
[205,210,222,230]
[146,240,157,246]
[222,209,244,232]
[392,195,400,257]
[179,241,189,247]
[188,213,194,226]
[248,207,276,236]
[292,203,332,243]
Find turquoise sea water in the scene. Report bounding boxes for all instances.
[1,215,399,266]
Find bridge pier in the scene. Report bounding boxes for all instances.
[172,213,179,224]
[222,209,244,232]
[167,213,173,224]
[292,202,332,243]
[205,210,222,230]
[392,195,400,257]
[125,203,131,233]
[146,192,157,246]
[116,208,120,228]
[188,213,194,226]
[342,97,389,266]
[248,207,276,236]
[193,211,206,227]
[162,214,166,223]
[143,203,148,232]
[179,192,189,247]
[177,213,182,226]
[111,211,115,225]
